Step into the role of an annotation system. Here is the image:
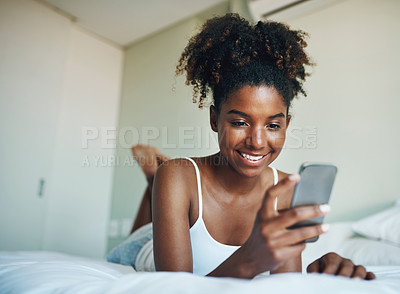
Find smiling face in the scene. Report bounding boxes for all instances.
[210,85,290,178]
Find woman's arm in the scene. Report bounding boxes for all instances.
[152,159,194,272]
[271,256,302,273]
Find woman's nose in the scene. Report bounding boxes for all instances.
[245,127,265,149]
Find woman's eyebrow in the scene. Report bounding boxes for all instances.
[227,109,285,119]
[269,113,285,119]
[227,109,249,117]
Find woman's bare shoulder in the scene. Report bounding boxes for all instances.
[153,157,199,193]
[156,157,199,176]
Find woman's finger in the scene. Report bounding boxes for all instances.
[271,204,330,230]
[351,265,367,279]
[320,253,342,275]
[307,259,321,273]
[307,253,342,275]
[366,271,376,280]
[260,174,300,219]
[337,259,355,277]
[270,223,329,246]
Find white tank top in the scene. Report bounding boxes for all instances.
[185,157,279,276]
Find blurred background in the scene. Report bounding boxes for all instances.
[1,0,399,258]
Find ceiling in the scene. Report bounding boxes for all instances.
[39,0,337,47]
[40,0,228,47]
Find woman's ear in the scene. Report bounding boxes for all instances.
[286,114,291,129]
[210,106,218,132]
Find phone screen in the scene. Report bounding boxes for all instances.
[289,163,337,242]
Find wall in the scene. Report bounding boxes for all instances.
[0,0,123,258]
[271,0,400,221]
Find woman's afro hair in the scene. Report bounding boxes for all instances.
[176,13,314,111]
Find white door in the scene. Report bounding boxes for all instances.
[0,0,70,250]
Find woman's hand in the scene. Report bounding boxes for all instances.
[307,252,376,280]
[229,174,330,278]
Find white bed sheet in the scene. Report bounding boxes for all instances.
[2,222,400,294]
[1,251,400,294]
[0,251,133,293]
[108,267,400,294]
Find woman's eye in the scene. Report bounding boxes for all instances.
[231,121,247,127]
[267,124,281,130]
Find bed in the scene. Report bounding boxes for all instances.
[1,205,400,294]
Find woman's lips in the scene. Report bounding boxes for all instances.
[237,150,266,162]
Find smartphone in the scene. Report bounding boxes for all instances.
[289,162,337,242]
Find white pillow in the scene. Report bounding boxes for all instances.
[303,222,400,269]
[337,237,400,266]
[352,201,400,247]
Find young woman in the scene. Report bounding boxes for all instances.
[129,14,375,280]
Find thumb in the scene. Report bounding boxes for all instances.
[260,174,300,219]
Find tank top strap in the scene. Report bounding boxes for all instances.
[183,157,203,219]
[270,166,278,186]
[270,166,279,210]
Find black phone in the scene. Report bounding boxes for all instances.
[289,162,337,242]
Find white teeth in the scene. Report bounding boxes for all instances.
[239,152,263,161]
